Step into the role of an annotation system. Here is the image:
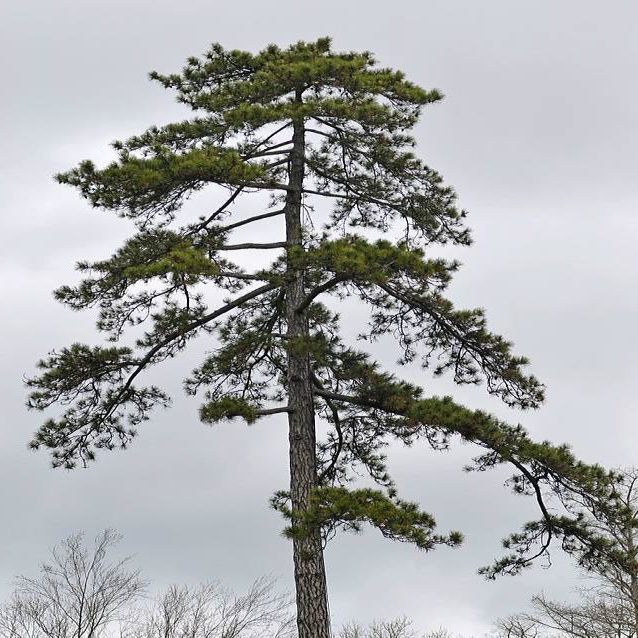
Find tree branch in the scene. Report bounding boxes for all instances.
[218,242,288,251]
[243,123,292,157]
[312,387,382,412]
[220,208,285,232]
[188,186,244,235]
[102,282,281,425]
[294,275,348,314]
[242,138,294,160]
[312,372,345,485]
[255,406,294,417]
[312,385,556,554]
[216,271,271,281]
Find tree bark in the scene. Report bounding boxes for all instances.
[284,105,332,638]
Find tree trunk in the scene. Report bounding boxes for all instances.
[629,566,638,635]
[284,109,332,638]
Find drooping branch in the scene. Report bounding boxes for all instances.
[28,281,282,466]
[309,383,616,576]
[313,375,345,485]
[273,486,463,551]
[370,280,544,409]
[505,457,555,569]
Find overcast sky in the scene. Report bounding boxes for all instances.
[2,1,638,634]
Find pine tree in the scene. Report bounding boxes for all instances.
[26,39,618,638]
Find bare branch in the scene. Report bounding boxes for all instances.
[220,208,285,232]
[131,576,295,638]
[255,406,293,417]
[3,530,144,638]
[219,242,288,251]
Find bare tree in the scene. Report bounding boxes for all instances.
[131,576,295,638]
[0,530,145,638]
[495,619,537,638]
[497,589,636,638]
[0,593,63,638]
[339,618,415,638]
[583,468,638,629]
[338,622,486,638]
[422,630,455,638]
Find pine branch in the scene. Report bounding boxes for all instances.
[242,139,294,160]
[216,271,272,281]
[98,282,281,427]
[243,123,292,156]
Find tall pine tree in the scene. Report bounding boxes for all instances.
[27,39,618,637]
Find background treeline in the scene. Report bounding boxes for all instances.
[0,529,452,638]
[4,464,638,638]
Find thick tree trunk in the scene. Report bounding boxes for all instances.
[284,112,332,638]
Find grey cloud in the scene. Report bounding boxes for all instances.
[2,1,637,634]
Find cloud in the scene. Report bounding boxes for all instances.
[2,1,637,633]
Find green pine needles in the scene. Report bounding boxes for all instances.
[27,39,623,632]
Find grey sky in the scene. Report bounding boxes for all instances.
[1,0,637,634]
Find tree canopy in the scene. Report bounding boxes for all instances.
[26,38,622,637]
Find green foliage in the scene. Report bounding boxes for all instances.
[149,38,440,127]
[199,396,259,424]
[272,487,463,550]
[57,149,266,224]
[297,236,543,408]
[303,236,457,286]
[119,242,219,281]
[305,331,617,576]
[26,344,168,468]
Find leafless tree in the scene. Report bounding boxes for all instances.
[422,630,455,638]
[337,622,487,638]
[496,615,541,638]
[131,576,295,638]
[585,468,638,629]
[497,589,636,638]
[0,593,61,638]
[338,617,416,638]
[0,530,145,638]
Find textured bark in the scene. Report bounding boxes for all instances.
[627,532,638,634]
[284,107,332,638]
